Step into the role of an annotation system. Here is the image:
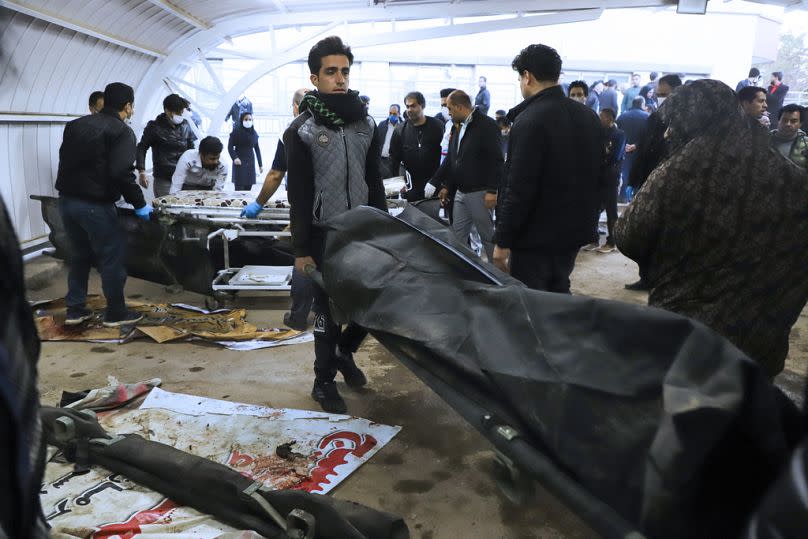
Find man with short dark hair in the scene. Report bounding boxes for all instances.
[390,91,444,201]
[736,67,761,92]
[738,86,770,128]
[567,80,590,106]
[435,90,502,261]
[771,104,808,172]
[56,82,152,327]
[621,73,642,114]
[435,88,455,124]
[170,136,228,193]
[616,96,649,201]
[136,93,196,197]
[284,35,387,413]
[88,91,104,114]
[767,71,789,127]
[475,75,491,116]
[593,108,626,253]
[600,79,619,115]
[376,103,402,178]
[493,44,602,292]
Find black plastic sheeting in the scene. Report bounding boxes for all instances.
[40,407,409,539]
[318,205,807,539]
[32,195,293,296]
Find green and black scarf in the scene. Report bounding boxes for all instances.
[300,90,367,128]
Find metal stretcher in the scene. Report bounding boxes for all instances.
[152,198,294,308]
[31,195,295,308]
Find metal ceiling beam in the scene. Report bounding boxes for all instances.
[211,0,666,30]
[0,111,81,123]
[145,0,212,30]
[134,0,665,126]
[2,0,167,58]
[206,8,605,138]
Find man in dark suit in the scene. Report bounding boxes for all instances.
[376,103,402,178]
[616,96,649,201]
[492,44,603,292]
[434,90,503,261]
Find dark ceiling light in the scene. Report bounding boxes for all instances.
[677,0,709,14]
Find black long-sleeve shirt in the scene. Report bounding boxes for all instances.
[388,116,444,198]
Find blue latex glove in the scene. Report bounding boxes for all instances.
[625,186,634,202]
[134,204,153,221]
[241,201,263,219]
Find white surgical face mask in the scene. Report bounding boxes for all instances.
[572,96,586,104]
[171,113,184,125]
[441,106,449,117]
[656,96,667,106]
[242,120,253,129]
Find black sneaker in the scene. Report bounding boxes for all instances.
[335,348,367,389]
[102,310,144,328]
[283,311,308,331]
[311,379,347,414]
[65,307,93,326]
[624,279,651,291]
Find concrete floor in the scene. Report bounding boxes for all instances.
[27,248,806,539]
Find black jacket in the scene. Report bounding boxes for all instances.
[432,109,503,194]
[55,109,146,209]
[494,85,602,251]
[136,113,195,179]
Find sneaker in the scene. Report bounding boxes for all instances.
[581,242,600,252]
[335,348,367,389]
[624,279,651,291]
[596,243,616,253]
[311,379,347,414]
[102,310,144,328]
[65,307,93,326]
[283,311,308,331]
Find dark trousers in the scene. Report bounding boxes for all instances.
[234,184,252,191]
[310,231,368,381]
[600,164,620,245]
[58,196,127,317]
[510,248,578,293]
[288,268,314,324]
[619,153,636,201]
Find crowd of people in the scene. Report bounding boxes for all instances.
[52,35,808,411]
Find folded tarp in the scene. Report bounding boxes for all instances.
[318,205,804,539]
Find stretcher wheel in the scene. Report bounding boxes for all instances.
[492,451,536,505]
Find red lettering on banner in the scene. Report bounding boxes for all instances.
[228,449,255,468]
[294,431,378,493]
[93,498,179,538]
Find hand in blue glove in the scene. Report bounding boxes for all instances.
[134,204,153,221]
[240,201,263,219]
[625,186,634,202]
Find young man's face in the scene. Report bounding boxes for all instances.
[404,98,424,122]
[599,111,613,128]
[778,111,801,138]
[311,54,350,94]
[741,91,768,119]
[632,74,641,86]
[201,152,221,170]
[569,87,586,103]
[771,74,779,85]
[479,77,486,88]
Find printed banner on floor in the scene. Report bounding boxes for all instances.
[41,388,400,538]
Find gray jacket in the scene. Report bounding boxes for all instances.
[285,111,387,257]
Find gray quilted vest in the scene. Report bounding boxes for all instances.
[297,113,374,224]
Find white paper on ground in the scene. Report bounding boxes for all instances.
[216,332,313,350]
